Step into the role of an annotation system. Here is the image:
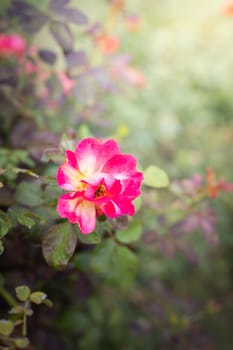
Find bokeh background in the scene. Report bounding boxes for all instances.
[0,0,233,349]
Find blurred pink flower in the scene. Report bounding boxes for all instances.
[181,174,203,196]
[0,33,26,57]
[56,138,143,234]
[111,56,147,88]
[125,15,140,32]
[57,72,75,95]
[95,35,119,55]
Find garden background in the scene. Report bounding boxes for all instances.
[0,0,233,349]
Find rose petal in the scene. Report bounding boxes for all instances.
[113,197,135,216]
[120,173,143,198]
[57,151,84,191]
[102,154,137,179]
[102,197,135,218]
[75,138,120,176]
[75,200,96,234]
[66,150,77,168]
[57,192,83,223]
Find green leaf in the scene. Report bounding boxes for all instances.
[50,20,73,52]
[112,245,138,289]
[14,337,29,348]
[9,305,24,315]
[75,227,101,245]
[134,196,142,212]
[15,285,30,302]
[0,215,12,238]
[72,252,92,271]
[0,319,14,336]
[43,298,53,308]
[116,221,143,244]
[15,181,43,207]
[30,291,47,305]
[8,207,37,230]
[91,239,115,275]
[0,0,10,16]
[78,124,93,139]
[17,214,35,229]
[143,165,169,188]
[42,223,78,269]
[91,240,138,289]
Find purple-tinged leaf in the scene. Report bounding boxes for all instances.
[48,0,88,26]
[66,50,88,69]
[0,65,18,86]
[49,20,73,52]
[7,1,48,33]
[38,49,57,65]
[88,67,116,91]
[49,0,70,11]
[86,22,103,37]
[60,7,88,26]
[10,121,60,160]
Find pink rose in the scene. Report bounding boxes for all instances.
[0,33,26,57]
[56,138,143,234]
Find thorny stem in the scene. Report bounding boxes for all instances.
[0,286,17,308]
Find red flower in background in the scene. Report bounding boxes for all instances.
[56,138,143,234]
[206,168,233,199]
[223,1,233,16]
[96,35,119,55]
[0,33,26,57]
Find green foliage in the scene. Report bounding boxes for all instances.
[30,291,47,305]
[42,223,78,268]
[0,320,14,336]
[0,241,4,256]
[76,228,102,244]
[15,286,31,302]
[0,213,12,238]
[15,181,43,207]
[91,239,138,289]
[0,284,52,349]
[13,337,29,349]
[143,165,169,188]
[116,220,142,244]
[0,149,34,183]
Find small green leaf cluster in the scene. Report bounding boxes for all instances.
[0,149,34,185]
[0,285,52,349]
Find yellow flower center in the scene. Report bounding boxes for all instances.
[94,184,106,198]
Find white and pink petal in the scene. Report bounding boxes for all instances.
[75,138,120,176]
[57,192,83,223]
[74,200,96,234]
